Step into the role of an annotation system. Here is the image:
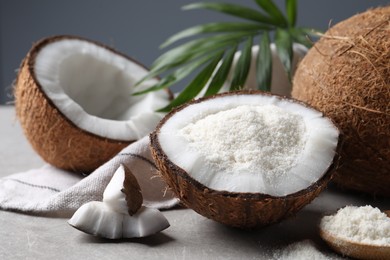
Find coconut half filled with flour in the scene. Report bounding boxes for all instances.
[14,35,170,173]
[151,91,340,228]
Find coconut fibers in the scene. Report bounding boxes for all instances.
[180,104,306,182]
[320,205,390,246]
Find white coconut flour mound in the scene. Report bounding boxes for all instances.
[180,105,306,181]
[320,205,390,246]
[272,240,342,260]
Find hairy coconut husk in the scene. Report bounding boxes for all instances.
[14,35,162,173]
[150,91,341,228]
[292,7,390,196]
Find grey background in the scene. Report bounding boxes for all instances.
[0,0,388,104]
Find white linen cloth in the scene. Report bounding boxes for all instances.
[0,136,179,217]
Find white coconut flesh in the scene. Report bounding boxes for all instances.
[68,165,170,239]
[158,94,339,197]
[34,38,170,140]
[69,202,169,239]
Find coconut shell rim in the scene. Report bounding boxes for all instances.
[150,90,342,201]
[18,34,173,143]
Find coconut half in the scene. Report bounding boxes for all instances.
[150,91,340,228]
[14,35,171,173]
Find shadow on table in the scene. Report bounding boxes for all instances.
[209,208,326,247]
[79,231,176,247]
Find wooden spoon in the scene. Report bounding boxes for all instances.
[320,210,390,260]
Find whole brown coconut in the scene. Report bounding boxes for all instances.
[14,35,170,173]
[292,7,390,196]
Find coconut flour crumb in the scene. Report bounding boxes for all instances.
[272,240,342,260]
[179,105,306,180]
[320,205,390,246]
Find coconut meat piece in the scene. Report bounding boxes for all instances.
[68,165,170,239]
[158,95,339,197]
[102,164,131,214]
[34,38,170,140]
[69,203,170,239]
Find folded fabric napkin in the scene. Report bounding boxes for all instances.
[0,136,179,217]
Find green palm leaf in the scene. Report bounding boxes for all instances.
[286,0,297,26]
[275,28,293,80]
[291,27,322,47]
[257,32,272,91]
[133,52,219,95]
[161,22,272,48]
[254,0,287,27]
[153,31,255,70]
[205,45,238,96]
[134,1,318,111]
[183,2,280,25]
[230,36,253,91]
[158,51,224,112]
[136,32,255,86]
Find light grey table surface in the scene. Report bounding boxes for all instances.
[0,105,388,260]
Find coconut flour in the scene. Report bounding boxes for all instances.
[272,240,342,260]
[320,205,390,246]
[179,104,306,181]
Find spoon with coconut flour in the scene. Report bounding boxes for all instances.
[68,164,170,239]
[319,206,390,260]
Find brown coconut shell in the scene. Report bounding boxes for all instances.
[122,165,143,216]
[292,7,390,196]
[14,35,168,173]
[150,90,341,228]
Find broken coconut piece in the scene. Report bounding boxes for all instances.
[150,90,341,228]
[103,164,143,215]
[14,35,171,173]
[68,164,169,239]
